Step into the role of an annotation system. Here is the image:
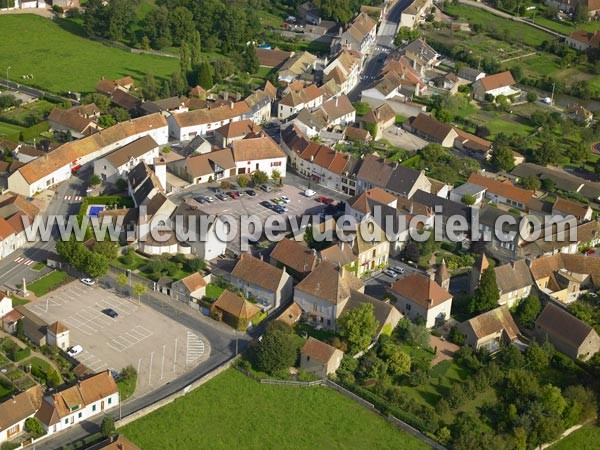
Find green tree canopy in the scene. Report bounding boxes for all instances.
[338,303,380,354]
[470,267,499,313]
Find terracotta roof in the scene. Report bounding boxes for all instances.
[320,94,355,121]
[553,197,591,221]
[276,302,303,326]
[1,308,23,323]
[409,113,455,142]
[180,272,207,293]
[295,261,364,304]
[214,290,261,319]
[256,48,293,68]
[17,146,45,158]
[16,114,167,185]
[270,238,317,275]
[48,107,97,134]
[568,29,600,48]
[454,128,492,153]
[231,253,286,292]
[348,188,397,214]
[0,385,42,432]
[320,242,357,266]
[104,135,158,168]
[536,302,598,349]
[346,12,377,44]
[189,85,207,98]
[363,103,395,125]
[231,135,286,162]
[343,289,401,336]
[110,89,141,111]
[344,126,371,141]
[170,101,251,128]
[301,337,342,363]
[478,71,516,92]
[468,173,534,205]
[215,119,262,140]
[462,305,519,340]
[183,149,236,179]
[279,84,322,107]
[48,321,69,334]
[389,273,452,309]
[494,260,533,294]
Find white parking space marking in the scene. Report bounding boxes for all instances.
[107,325,154,353]
[186,332,205,365]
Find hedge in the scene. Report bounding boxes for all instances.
[77,196,135,221]
[20,121,50,142]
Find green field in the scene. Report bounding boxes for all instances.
[550,425,600,449]
[0,15,179,94]
[121,369,431,450]
[0,121,24,137]
[27,271,71,297]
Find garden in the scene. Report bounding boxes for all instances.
[24,270,72,297]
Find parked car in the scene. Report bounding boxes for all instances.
[280,195,290,203]
[67,345,83,357]
[205,196,215,203]
[194,196,206,204]
[274,205,286,214]
[384,269,398,278]
[304,189,316,197]
[260,184,272,192]
[80,278,95,286]
[272,197,283,205]
[227,191,239,199]
[392,266,405,274]
[585,249,595,255]
[216,193,228,201]
[245,189,256,197]
[102,308,119,318]
[260,201,272,209]
[279,205,288,212]
[318,196,334,205]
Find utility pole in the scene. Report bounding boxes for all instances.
[235,329,238,356]
[5,66,10,90]
[551,81,556,106]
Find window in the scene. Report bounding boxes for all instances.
[92,405,96,412]
[65,419,68,425]
[108,398,112,405]
[406,304,412,311]
[78,412,82,418]
[7,424,19,437]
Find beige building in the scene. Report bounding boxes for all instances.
[388,273,452,328]
[458,306,520,352]
[494,260,534,308]
[350,219,390,277]
[300,337,344,377]
[46,321,70,351]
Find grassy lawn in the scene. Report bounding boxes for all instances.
[551,425,600,449]
[0,121,24,137]
[117,376,137,401]
[114,252,148,271]
[0,100,58,127]
[32,262,45,271]
[0,15,178,93]
[205,283,224,300]
[10,296,30,307]
[121,369,431,450]
[27,271,71,297]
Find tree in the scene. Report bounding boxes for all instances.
[189,30,202,68]
[469,267,499,313]
[159,79,171,98]
[197,61,214,90]
[573,1,588,23]
[498,344,524,370]
[461,194,476,206]
[515,293,541,328]
[271,169,281,181]
[254,324,298,374]
[86,252,109,278]
[490,146,516,172]
[380,341,411,377]
[132,282,146,302]
[170,71,187,96]
[474,126,491,138]
[243,44,260,74]
[115,178,128,191]
[251,170,268,185]
[338,303,380,353]
[525,341,550,371]
[237,176,249,188]
[93,241,118,260]
[89,174,102,186]
[521,175,541,191]
[168,7,195,45]
[142,72,158,101]
[16,318,24,339]
[100,416,115,438]
[116,273,129,293]
[541,177,555,192]
[46,369,62,388]
[527,91,538,103]
[320,0,354,23]
[98,114,116,128]
[186,257,206,272]
[25,417,45,438]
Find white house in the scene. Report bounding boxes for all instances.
[472,71,519,101]
[93,135,159,183]
[278,84,323,120]
[168,148,236,184]
[0,193,41,260]
[8,114,168,197]
[167,101,252,140]
[0,385,42,445]
[231,135,287,178]
[400,0,432,29]
[323,50,362,95]
[293,95,356,137]
[46,321,70,351]
[331,12,377,56]
[449,182,487,205]
[388,273,452,328]
[0,294,12,318]
[36,371,119,436]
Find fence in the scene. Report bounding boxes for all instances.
[260,378,324,387]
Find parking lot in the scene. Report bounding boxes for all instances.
[27,282,209,396]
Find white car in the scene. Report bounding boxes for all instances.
[67,345,83,357]
[304,189,316,197]
[80,278,95,286]
[384,269,398,278]
[392,266,405,274]
[280,195,290,203]
[205,196,215,203]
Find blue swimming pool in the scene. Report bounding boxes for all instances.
[88,205,105,217]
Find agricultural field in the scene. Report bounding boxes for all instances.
[120,369,431,450]
[0,15,178,94]
[550,425,600,449]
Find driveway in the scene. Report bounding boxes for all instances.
[382,126,428,151]
[429,335,460,366]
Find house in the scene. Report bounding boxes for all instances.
[323,50,363,95]
[171,272,208,307]
[212,290,262,330]
[48,104,101,139]
[345,187,398,220]
[400,0,432,29]
[458,306,521,352]
[404,113,458,148]
[8,114,168,197]
[449,182,486,206]
[243,83,275,124]
[565,103,594,125]
[46,321,70,351]
[168,148,236,184]
[278,84,323,120]
[214,119,263,148]
[293,95,356,137]
[36,371,119,436]
[300,337,344,377]
[331,12,377,55]
[256,48,293,69]
[94,76,135,95]
[552,197,593,223]
[1,308,23,334]
[0,295,12,320]
[457,67,486,82]
[344,126,372,143]
[388,273,452,328]
[566,29,600,50]
[182,135,212,156]
[0,194,40,261]
[361,104,396,140]
[468,173,534,211]
[494,260,534,307]
[453,128,493,160]
[472,71,519,101]
[546,0,600,18]
[127,161,165,208]
[534,302,600,360]
[276,302,303,327]
[93,135,159,183]
[14,305,47,346]
[12,146,44,164]
[0,385,42,444]
[109,89,141,114]
[141,96,189,116]
[320,241,359,268]
[348,219,390,277]
[477,206,523,256]
[278,52,318,85]
[228,253,293,310]
[231,135,287,178]
[411,189,473,238]
[403,39,440,75]
[520,219,600,258]
[270,238,318,280]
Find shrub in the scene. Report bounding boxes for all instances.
[25,417,45,438]
[100,416,115,437]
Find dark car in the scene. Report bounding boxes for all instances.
[245,189,256,197]
[216,193,228,201]
[274,205,285,214]
[102,308,118,318]
[194,196,206,204]
[260,201,272,209]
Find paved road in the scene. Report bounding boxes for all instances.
[0,78,77,104]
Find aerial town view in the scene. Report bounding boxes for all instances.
[2,0,600,448]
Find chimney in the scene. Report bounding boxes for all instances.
[223,91,229,100]
[230,101,234,110]
[341,241,344,251]
[335,97,339,107]
[259,254,264,261]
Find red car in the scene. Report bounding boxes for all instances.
[227,191,239,199]
[585,249,595,256]
[318,196,334,205]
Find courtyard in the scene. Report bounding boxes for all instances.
[26,281,210,397]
